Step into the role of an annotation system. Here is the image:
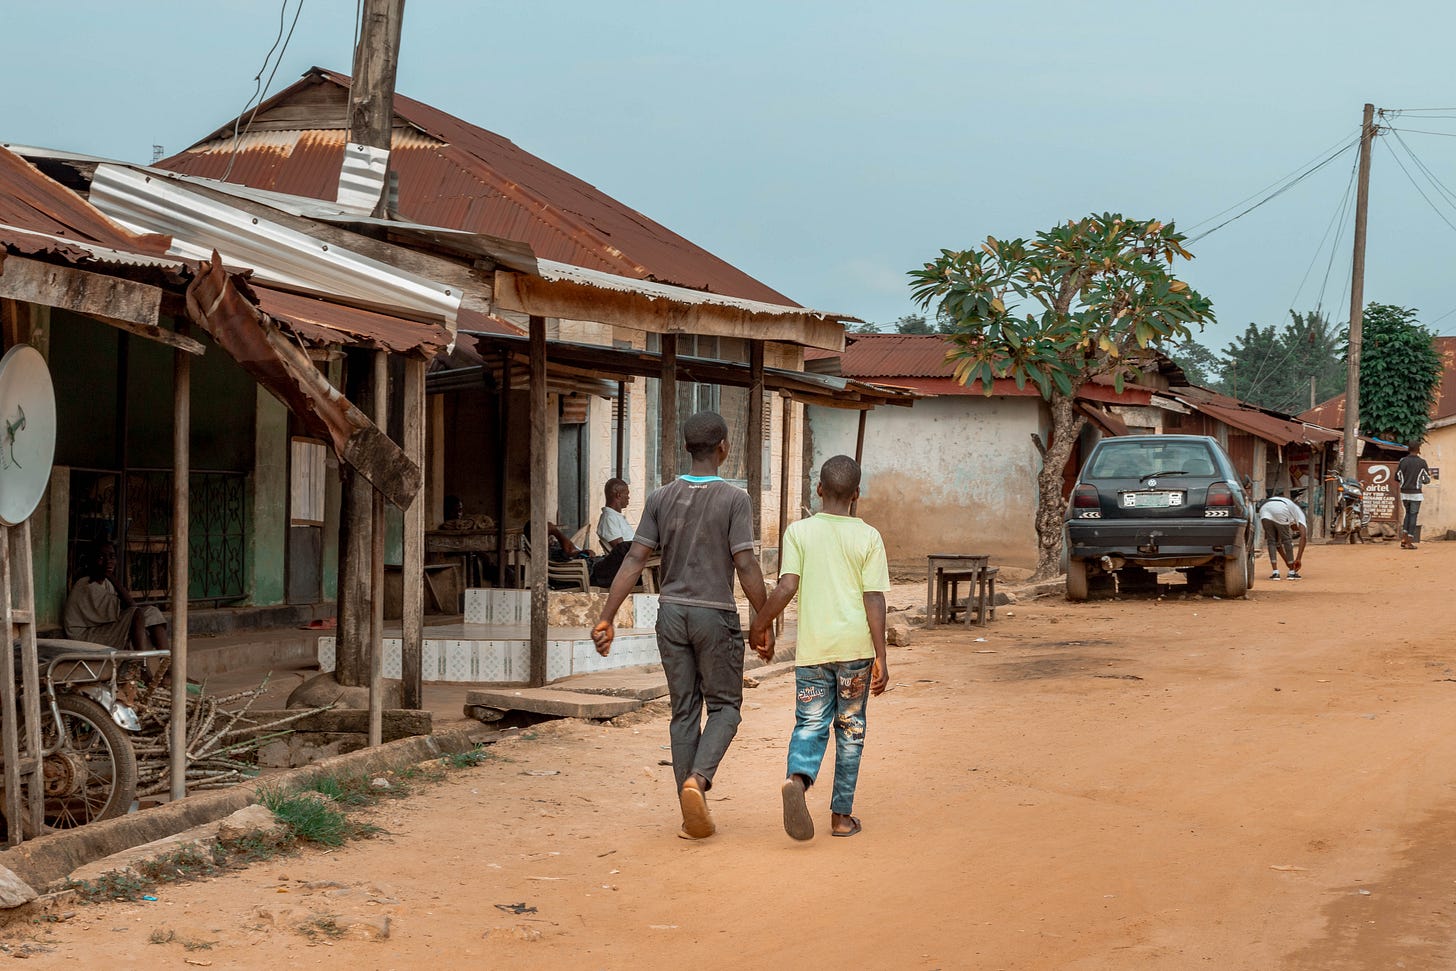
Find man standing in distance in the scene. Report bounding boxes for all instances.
[592,412,773,839]
[1396,444,1433,549]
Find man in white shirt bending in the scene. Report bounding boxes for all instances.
[1259,495,1308,580]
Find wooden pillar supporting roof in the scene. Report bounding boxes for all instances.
[528,315,549,687]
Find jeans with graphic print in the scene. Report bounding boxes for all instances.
[786,659,872,815]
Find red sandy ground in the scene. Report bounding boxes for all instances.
[10,541,1456,970]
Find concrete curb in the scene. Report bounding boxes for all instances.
[0,727,488,892]
[744,660,796,683]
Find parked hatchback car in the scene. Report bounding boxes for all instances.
[1063,434,1255,600]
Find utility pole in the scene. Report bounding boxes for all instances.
[336,0,406,699]
[1343,102,1376,477]
[348,0,406,217]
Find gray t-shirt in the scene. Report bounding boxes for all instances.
[634,476,755,611]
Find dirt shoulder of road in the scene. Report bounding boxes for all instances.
[9,542,1456,969]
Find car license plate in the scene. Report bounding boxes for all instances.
[1123,491,1184,508]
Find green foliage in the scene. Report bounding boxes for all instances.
[893,313,936,334]
[909,213,1215,399]
[260,787,352,846]
[1164,338,1222,388]
[1352,303,1441,445]
[441,746,493,769]
[847,320,882,334]
[1216,311,1345,412]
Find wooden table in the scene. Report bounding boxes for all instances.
[426,528,523,587]
[926,553,996,628]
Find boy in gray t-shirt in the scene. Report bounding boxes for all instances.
[593,411,773,840]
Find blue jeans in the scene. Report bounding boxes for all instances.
[786,660,872,815]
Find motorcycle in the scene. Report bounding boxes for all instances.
[2,641,170,838]
[1326,473,1371,543]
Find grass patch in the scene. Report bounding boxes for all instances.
[441,746,493,770]
[147,928,217,951]
[299,915,346,940]
[258,788,353,847]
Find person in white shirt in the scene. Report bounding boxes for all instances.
[1259,495,1308,580]
[590,478,635,587]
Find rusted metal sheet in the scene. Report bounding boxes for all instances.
[0,146,171,255]
[252,285,451,355]
[156,68,797,305]
[1171,386,1339,446]
[185,253,420,508]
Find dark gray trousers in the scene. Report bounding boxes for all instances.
[655,601,745,792]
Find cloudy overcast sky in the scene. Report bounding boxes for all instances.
[4,0,1455,349]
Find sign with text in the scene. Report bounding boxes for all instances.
[1358,461,1398,522]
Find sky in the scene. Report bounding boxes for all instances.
[4,0,1456,351]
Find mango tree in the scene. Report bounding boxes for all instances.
[909,213,1215,579]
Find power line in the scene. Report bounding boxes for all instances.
[1187,137,1359,243]
[1186,131,1358,233]
[223,0,307,180]
[1381,138,1456,236]
[1391,128,1456,210]
[1290,153,1358,312]
[1386,126,1456,138]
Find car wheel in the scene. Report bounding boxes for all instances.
[1221,550,1249,599]
[1066,557,1089,601]
[1245,547,1256,591]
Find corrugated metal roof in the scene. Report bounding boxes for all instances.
[1171,385,1340,446]
[157,68,797,305]
[0,145,175,263]
[832,333,959,378]
[1302,336,1456,430]
[251,285,452,355]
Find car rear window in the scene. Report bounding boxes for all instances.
[1086,441,1218,479]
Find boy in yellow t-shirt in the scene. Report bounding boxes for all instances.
[750,455,889,840]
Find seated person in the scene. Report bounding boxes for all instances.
[63,541,170,676]
[591,478,635,587]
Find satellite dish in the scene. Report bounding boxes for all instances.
[0,345,56,527]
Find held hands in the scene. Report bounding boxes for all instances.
[748,622,775,663]
[591,620,615,657]
[871,658,888,696]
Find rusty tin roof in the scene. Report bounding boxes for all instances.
[157,68,796,306]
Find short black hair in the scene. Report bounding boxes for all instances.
[819,455,862,500]
[684,411,728,460]
[604,477,627,500]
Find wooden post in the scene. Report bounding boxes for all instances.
[13,522,41,836]
[778,393,792,569]
[747,340,765,539]
[494,351,511,587]
[170,324,191,801]
[1343,102,1376,477]
[660,334,678,486]
[368,352,388,747]
[401,356,425,710]
[1,526,18,845]
[350,0,407,218]
[336,354,370,686]
[529,316,549,687]
[615,380,627,480]
[850,407,868,516]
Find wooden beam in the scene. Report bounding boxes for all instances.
[529,315,549,687]
[401,356,425,710]
[75,311,206,355]
[1,524,18,846]
[660,335,678,486]
[747,340,765,539]
[170,323,191,801]
[336,353,371,687]
[493,269,846,352]
[850,408,868,516]
[12,522,42,835]
[369,351,388,747]
[494,351,510,587]
[778,393,792,573]
[616,380,627,480]
[0,257,172,336]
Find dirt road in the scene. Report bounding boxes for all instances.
[11,541,1456,969]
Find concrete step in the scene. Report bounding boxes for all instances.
[562,666,670,701]
[464,687,642,719]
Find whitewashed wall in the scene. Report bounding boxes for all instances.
[806,395,1044,568]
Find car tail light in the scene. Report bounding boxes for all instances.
[1204,481,1238,517]
[1072,484,1101,518]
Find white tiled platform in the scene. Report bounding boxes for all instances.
[317,591,661,685]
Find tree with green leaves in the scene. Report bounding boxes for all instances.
[848,319,883,334]
[1164,338,1222,389]
[909,213,1215,579]
[1353,303,1441,446]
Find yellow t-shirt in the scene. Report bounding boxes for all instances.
[780,513,891,666]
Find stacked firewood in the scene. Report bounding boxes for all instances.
[129,664,334,797]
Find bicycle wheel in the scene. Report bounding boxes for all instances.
[32,694,138,829]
